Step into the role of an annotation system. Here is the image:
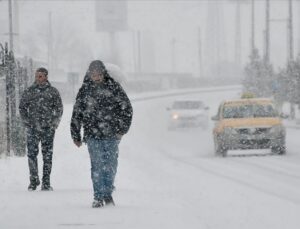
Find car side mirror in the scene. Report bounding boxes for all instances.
[280,113,289,119]
[211,115,219,121]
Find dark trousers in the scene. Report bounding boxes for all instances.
[26,127,55,185]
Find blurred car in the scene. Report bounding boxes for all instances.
[167,99,209,130]
[211,98,286,157]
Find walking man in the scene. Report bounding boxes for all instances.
[19,67,63,191]
[71,60,133,208]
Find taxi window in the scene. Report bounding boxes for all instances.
[223,104,277,119]
[253,104,278,117]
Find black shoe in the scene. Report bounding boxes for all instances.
[104,196,115,206]
[41,184,53,191]
[92,199,104,208]
[28,179,40,191]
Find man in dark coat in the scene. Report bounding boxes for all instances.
[19,67,63,191]
[71,60,133,208]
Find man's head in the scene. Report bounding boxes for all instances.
[35,67,48,85]
[90,70,104,84]
[88,60,106,84]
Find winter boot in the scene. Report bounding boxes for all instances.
[28,177,40,191]
[41,174,53,191]
[92,199,104,208]
[104,196,115,206]
[41,183,53,191]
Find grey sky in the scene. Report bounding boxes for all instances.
[0,0,299,76]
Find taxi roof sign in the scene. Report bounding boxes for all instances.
[241,92,256,99]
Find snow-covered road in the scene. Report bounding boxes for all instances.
[0,88,300,229]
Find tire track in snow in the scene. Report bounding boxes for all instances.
[160,149,300,206]
[230,156,300,180]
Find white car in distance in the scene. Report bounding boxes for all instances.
[167,99,209,130]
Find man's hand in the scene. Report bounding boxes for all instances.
[73,140,82,147]
[116,134,123,140]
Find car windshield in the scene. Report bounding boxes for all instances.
[172,101,204,110]
[222,104,278,119]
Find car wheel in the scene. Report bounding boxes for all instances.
[271,145,286,155]
[214,136,228,157]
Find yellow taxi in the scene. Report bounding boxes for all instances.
[211,97,286,157]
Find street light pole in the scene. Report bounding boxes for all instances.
[287,0,295,119]
[48,12,53,71]
[171,37,176,73]
[251,0,255,52]
[264,0,270,63]
[235,1,241,66]
[287,0,294,62]
[198,27,203,77]
[299,0,300,56]
[8,0,14,52]
[137,30,142,73]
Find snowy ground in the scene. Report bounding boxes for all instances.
[1,88,300,229]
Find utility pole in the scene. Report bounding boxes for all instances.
[287,0,294,62]
[132,30,137,73]
[251,0,256,52]
[299,0,300,56]
[264,0,270,63]
[288,0,295,119]
[206,1,223,78]
[171,37,176,73]
[109,31,120,66]
[235,1,241,67]
[7,0,15,155]
[13,0,19,53]
[4,43,11,155]
[8,0,13,52]
[298,0,300,56]
[48,12,53,72]
[216,3,221,78]
[198,27,203,77]
[137,30,142,73]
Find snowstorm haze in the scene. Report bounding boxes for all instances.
[2,1,300,228]
[0,0,299,81]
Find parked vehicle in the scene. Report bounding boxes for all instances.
[212,98,287,157]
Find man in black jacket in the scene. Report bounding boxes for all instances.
[19,67,63,191]
[71,60,133,208]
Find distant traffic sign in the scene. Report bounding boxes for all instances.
[95,1,128,32]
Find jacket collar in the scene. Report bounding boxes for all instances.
[33,80,51,89]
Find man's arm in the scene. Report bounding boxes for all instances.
[52,88,63,129]
[19,90,30,127]
[70,87,85,144]
[115,83,133,135]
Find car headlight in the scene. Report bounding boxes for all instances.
[172,113,179,120]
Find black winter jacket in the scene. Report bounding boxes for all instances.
[19,81,63,130]
[70,74,133,141]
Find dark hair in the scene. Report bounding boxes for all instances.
[36,67,48,76]
[82,60,113,85]
[88,60,106,73]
